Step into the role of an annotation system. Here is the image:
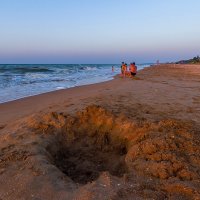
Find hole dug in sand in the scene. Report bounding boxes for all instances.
[41,105,200,194]
[46,106,128,184]
[52,132,127,184]
[11,105,200,198]
[42,105,200,186]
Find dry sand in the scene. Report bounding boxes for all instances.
[0,64,200,199]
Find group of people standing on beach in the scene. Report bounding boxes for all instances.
[121,62,137,77]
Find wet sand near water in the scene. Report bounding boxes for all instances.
[0,64,200,199]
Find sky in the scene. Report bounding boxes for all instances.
[0,0,200,64]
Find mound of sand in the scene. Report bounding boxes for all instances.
[0,105,200,199]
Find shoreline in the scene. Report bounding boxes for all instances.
[0,65,149,125]
[0,63,151,104]
[0,64,152,105]
[0,77,115,105]
[0,77,117,125]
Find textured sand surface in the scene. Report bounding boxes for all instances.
[0,64,200,199]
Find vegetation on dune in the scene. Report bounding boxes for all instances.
[176,55,200,64]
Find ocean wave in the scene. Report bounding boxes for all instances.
[0,66,54,74]
[84,66,97,70]
[20,78,67,85]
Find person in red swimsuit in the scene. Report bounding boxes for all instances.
[129,62,137,76]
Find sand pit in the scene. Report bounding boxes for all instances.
[1,105,200,199]
[47,107,128,184]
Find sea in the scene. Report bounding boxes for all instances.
[0,64,151,103]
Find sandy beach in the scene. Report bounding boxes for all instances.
[0,64,200,199]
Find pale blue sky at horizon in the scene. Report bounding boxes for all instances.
[0,0,200,64]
